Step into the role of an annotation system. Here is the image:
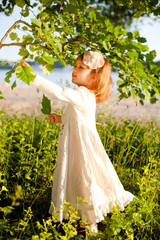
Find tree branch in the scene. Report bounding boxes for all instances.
[0,37,85,49]
[62,38,85,46]
[0,42,53,51]
[1,42,37,47]
[0,22,85,52]
[0,20,34,48]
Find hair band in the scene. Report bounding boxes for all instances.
[83,51,105,69]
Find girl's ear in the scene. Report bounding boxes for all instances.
[91,73,98,82]
[87,73,98,90]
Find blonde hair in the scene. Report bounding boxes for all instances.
[79,54,113,103]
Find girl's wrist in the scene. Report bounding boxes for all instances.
[33,73,37,81]
[59,116,62,123]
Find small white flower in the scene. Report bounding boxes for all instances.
[83,51,105,69]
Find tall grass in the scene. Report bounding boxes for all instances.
[0,112,159,239]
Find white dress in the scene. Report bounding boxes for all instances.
[33,74,134,224]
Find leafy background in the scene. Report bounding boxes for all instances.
[0,1,160,239]
[0,0,160,107]
[0,113,159,239]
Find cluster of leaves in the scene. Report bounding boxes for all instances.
[0,113,159,239]
[0,0,37,16]
[112,0,160,18]
[89,0,160,27]
[0,0,160,107]
[1,0,160,21]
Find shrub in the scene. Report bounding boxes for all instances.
[0,114,159,239]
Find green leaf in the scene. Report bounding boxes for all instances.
[0,90,5,100]
[104,19,113,31]
[146,51,156,61]
[114,26,122,37]
[140,99,144,105]
[138,92,145,100]
[150,97,158,104]
[29,45,38,52]
[152,86,160,95]
[122,86,129,94]
[137,36,147,43]
[21,6,29,17]
[22,26,28,31]
[0,61,7,66]
[41,95,51,114]
[35,56,46,64]
[40,0,53,7]
[31,18,42,27]
[116,78,124,86]
[143,89,150,101]
[15,0,25,8]
[5,68,15,83]
[0,206,14,214]
[131,89,137,102]
[89,10,96,21]
[33,3,38,7]
[22,35,33,43]
[127,51,138,59]
[53,38,62,52]
[16,65,34,85]
[11,80,17,90]
[42,64,53,76]
[18,47,29,58]
[41,52,54,65]
[134,10,143,19]
[118,69,125,75]
[127,32,133,39]
[0,96,5,100]
[9,32,18,40]
[1,186,8,192]
[103,40,111,51]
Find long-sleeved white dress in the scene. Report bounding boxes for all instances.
[33,74,134,224]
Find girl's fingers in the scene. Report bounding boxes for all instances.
[48,114,61,124]
[48,114,57,124]
[19,61,25,66]
[52,117,56,123]
[19,61,29,67]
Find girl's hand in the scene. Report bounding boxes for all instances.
[19,61,37,79]
[48,114,62,124]
[20,61,30,67]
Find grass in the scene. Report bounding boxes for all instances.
[0,112,159,239]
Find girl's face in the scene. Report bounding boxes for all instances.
[72,58,92,87]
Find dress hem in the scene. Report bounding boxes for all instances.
[49,191,134,224]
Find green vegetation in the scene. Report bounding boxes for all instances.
[0,112,159,239]
[0,0,160,105]
[0,1,159,238]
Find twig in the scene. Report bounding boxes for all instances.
[59,0,64,13]
[0,42,54,52]
[1,37,84,49]
[0,20,34,48]
[1,42,37,47]
[62,38,85,46]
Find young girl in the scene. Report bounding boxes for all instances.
[21,51,134,234]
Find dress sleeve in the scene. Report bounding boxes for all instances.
[32,74,87,108]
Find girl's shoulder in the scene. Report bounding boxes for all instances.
[75,86,96,103]
[75,86,94,95]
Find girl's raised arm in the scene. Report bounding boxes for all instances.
[19,61,91,108]
[32,74,89,109]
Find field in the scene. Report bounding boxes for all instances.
[0,112,159,240]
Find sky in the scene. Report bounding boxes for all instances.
[0,6,160,61]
